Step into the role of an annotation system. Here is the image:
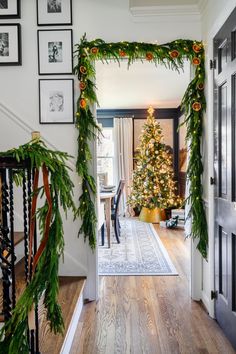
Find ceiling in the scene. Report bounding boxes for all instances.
[95,60,190,109]
[95,0,204,110]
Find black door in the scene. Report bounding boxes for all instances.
[214,6,236,350]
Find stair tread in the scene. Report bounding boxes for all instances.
[39,276,86,354]
[14,232,24,246]
[0,260,26,311]
[0,259,86,352]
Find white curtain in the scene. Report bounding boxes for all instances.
[114,117,133,216]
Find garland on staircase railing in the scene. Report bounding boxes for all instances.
[74,34,208,259]
[0,140,76,353]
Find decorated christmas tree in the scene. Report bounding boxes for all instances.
[128,107,182,216]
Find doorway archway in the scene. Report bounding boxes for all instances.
[74,34,207,263]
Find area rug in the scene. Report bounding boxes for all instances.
[98,218,178,276]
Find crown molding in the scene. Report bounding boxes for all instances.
[130,4,200,17]
[130,4,201,22]
[197,0,208,15]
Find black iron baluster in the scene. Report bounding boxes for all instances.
[33,167,40,354]
[23,170,29,283]
[34,191,40,354]
[34,262,40,353]
[8,168,16,309]
[27,168,35,354]
[33,170,40,354]
[23,166,32,350]
[0,169,12,321]
[30,329,35,354]
[0,159,41,353]
[27,167,33,282]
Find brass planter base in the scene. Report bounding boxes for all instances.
[139,207,166,223]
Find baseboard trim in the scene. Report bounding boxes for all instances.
[60,281,86,354]
[201,290,210,314]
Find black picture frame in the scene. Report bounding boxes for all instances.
[0,23,21,66]
[36,0,72,26]
[39,79,75,124]
[37,29,73,75]
[0,0,20,19]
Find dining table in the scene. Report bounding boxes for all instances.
[100,191,116,248]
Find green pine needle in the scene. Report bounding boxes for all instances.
[0,140,76,352]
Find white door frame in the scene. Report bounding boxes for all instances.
[86,103,201,302]
[84,35,234,302]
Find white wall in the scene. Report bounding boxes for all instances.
[0,0,88,281]
[0,0,202,298]
[201,0,236,317]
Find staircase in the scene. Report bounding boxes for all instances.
[0,156,86,353]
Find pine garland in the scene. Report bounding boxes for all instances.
[74,34,208,258]
[0,140,76,353]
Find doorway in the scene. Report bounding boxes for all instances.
[74,36,207,303]
[95,60,189,280]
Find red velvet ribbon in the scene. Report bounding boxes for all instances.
[28,169,39,276]
[28,164,52,278]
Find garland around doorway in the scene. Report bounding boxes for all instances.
[74,34,208,259]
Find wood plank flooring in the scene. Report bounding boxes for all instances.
[70,225,236,354]
[14,231,24,246]
[39,276,86,354]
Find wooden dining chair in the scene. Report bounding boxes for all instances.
[111,180,125,244]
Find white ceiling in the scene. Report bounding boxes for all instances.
[95,60,190,109]
[95,0,202,110]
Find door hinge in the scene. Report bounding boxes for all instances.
[211,290,218,300]
[210,59,216,70]
[210,177,216,185]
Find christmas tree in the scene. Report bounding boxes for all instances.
[128,107,182,211]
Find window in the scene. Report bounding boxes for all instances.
[97,127,114,185]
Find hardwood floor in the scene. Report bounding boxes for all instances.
[39,276,86,354]
[71,225,236,354]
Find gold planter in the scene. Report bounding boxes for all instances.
[139,207,166,223]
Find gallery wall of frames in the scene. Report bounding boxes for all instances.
[0,0,75,124]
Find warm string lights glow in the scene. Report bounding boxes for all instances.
[128,107,183,210]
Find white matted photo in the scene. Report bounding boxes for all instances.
[38,29,73,75]
[0,24,21,65]
[37,0,72,26]
[39,79,74,124]
[0,0,20,18]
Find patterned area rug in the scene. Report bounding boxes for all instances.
[98,218,178,276]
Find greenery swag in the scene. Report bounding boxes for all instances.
[74,34,208,259]
[0,140,76,353]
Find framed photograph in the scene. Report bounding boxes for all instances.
[38,29,73,75]
[39,79,74,124]
[37,0,72,26]
[0,24,21,66]
[0,0,20,19]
